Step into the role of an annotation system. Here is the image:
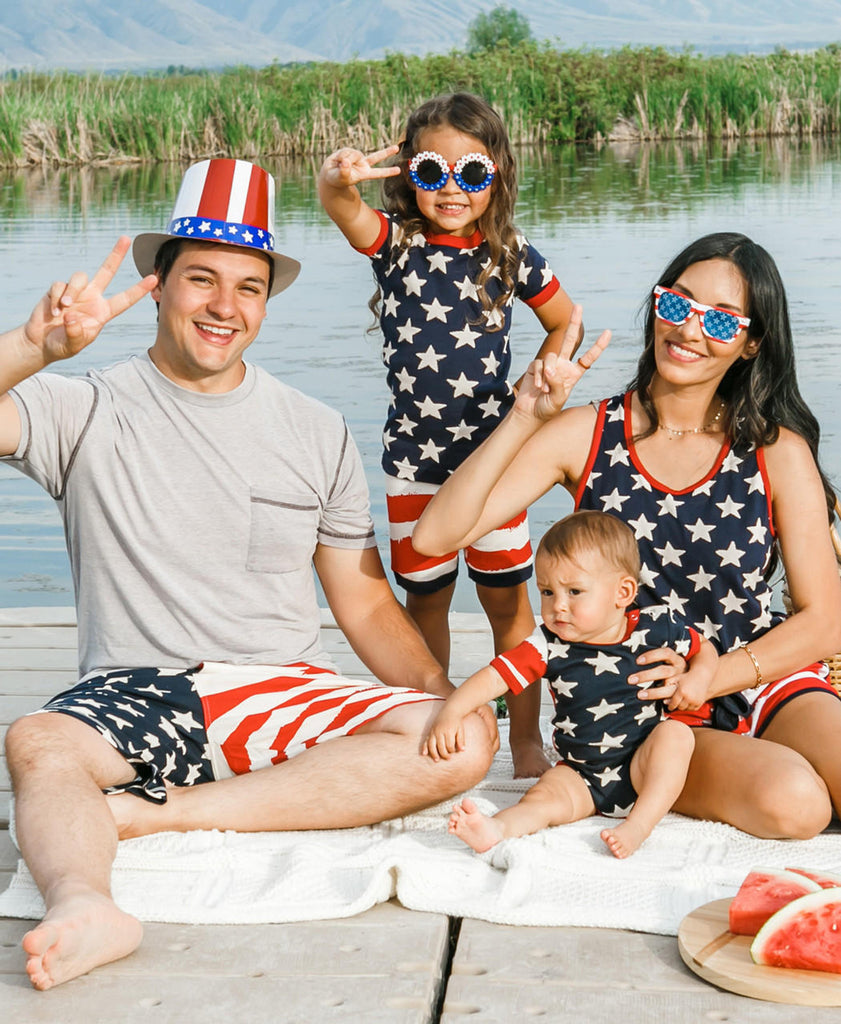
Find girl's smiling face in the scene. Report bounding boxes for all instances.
[653,258,760,386]
[411,124,494,237]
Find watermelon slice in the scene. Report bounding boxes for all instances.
[787,867,841,889]
[751,887,841,974]
[728,867,821,936]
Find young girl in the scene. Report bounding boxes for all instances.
[318,92,578,777]
[424,511,718,859]
[414,233,841,839]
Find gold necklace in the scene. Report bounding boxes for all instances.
[657,401,725,439]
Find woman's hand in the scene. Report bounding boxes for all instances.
[515,305,610,422]
[318,145,401,190]
[628,646,688,702]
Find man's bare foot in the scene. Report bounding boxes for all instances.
[511,739,552,779]
[600,818,650,859]
[449,797,505,853]
[22,891,143,990]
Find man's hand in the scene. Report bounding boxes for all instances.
[319,145,401,190]
[514,305,610,423]
[22,237,156,367]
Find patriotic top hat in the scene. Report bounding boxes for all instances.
[133,159,300,298]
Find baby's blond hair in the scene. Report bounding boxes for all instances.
[537,511,640,580]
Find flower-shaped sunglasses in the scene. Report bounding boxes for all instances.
[408,150,496,193]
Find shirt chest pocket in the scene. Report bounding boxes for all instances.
[246,488,320,574]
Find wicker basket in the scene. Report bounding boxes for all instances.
[782,496,841,695]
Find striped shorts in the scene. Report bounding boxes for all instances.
[385,475,533,594]
[35,662,441,803]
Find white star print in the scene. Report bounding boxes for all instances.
[692,479,716,497]
[448,372,479,397]
[591,732,627,754]
[626,628,650,652]
[184,763,203,785]
[602,488,631,512]
[630,473,653,492]
[453,275,480,300]
[382,341,396,362]
[638,563,660,588]
[664,589,690,616]
[717,495,745,519]
[657,493,684,517]
[747,518,767,544]
[654,541,685,567]
[418,439,446,462]
[607,403,625,422]
[743,567,764,590]
[450,324,482,349]
[199,220,211,232]
[415,395,446,418]
[393,457,418,480]
[685,519,715,543]
[593,764,623,787]
[383,293,400,317]
[674,637,691,657]
[484,307,504,329]
[382,429,395,450]
[745,471,764,494]
[396,319,422,344]
[720,590,748,615]
[426,250,453,273]
[634,704,659,726]
[697,616,723,641]
[394,367,416,392]
[480,351,501,376]
[554,716,577,736]
[686,565,716,591]
[421,297,453,323]
[587,697,624,720]
[416,345,445,371]
[585,652,623,676]
[552,675,578,698]
[627,513,657,541]
[547,639,570,659]
[721,451,743,472]
[752,607,774,631]
[716,541,745,567]
[403,269,427,295]
[446,420,478,442]
[395,414,417,436]
[478,395,502,418]
[606,443,631,467]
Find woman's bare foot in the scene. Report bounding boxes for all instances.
[449,797,505,853]
[22,891,143,990]
[600,818,650,859]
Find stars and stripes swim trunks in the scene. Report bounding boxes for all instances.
[34,662,441,803]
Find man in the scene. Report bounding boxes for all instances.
[1,159,496,991]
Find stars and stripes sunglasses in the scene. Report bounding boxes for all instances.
[653,286,751,343]
[408,150,496,192]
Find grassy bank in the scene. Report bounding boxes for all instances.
[2,43,841,165]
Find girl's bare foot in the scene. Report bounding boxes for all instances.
[22,891,143,990]
[600,818,650,859]
[449,797,505,853]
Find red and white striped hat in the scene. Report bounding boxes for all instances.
[133,158,300,298]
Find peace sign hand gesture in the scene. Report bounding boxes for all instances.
[22,237,157,367]
[516,305,611,422]
[319,145,402,189]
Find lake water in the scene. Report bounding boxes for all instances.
[1,138,840,610]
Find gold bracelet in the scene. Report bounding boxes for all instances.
[741,643,762,686]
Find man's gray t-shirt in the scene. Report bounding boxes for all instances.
[5,354,376,676]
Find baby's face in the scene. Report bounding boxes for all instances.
[535,549,634,645]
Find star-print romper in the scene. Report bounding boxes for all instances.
[575,392,839,735]
[491,607,701,815]
[358,210,561,593]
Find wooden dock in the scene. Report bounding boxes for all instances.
[1,608,839,1022]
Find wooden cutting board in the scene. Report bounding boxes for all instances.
[678,897,841,1005]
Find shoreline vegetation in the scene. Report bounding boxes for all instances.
[2,42,841,166]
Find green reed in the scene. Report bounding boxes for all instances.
[1,43,840,165]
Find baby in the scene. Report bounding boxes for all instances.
[423,510,717,857]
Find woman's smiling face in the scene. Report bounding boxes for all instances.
[652,258,760,386]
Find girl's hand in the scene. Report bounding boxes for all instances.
[422,712,466,761]
[22,237,156,366]
[628,646,688,701]
[515,305,610,422]
[319,145,402,189]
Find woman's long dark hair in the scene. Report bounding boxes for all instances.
[629,232,836,521]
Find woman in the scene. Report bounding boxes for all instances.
[414,232,841,839]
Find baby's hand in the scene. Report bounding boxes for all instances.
[422,712,466,761]
[667,670,709,711]
[319,145,401,189]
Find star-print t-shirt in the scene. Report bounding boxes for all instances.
[575,393,784,654]
[491,607,701,805]
[359,210,560,484]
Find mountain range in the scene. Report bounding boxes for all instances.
[1,0,840,72]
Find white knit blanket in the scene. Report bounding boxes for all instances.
[3,727,840,935]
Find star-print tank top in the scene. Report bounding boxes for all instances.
[575,392,783,654]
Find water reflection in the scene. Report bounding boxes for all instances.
[1,138,840,608]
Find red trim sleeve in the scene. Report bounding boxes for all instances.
[685,627,702,662]
[523,275,561,309]
[354,210,390,256]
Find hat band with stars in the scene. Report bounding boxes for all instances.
[167,216,275,253]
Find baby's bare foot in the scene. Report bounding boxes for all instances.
[449,797,505,853]
[23,891,142,990]
[600,818,650,859]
